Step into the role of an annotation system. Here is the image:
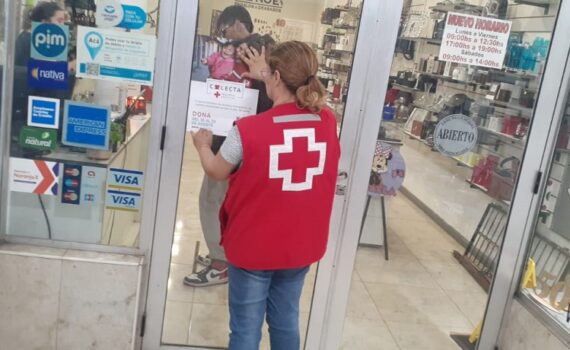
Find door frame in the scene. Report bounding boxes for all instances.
[479,1,570,348]
[142,0,405,349]
[305,1,402,349]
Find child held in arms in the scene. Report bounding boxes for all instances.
[202,41,236,80]
[229,34,276,87]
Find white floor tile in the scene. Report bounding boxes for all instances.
[341,317,400,350]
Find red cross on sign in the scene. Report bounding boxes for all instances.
[269,128,327,192]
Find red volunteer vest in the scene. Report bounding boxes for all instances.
[220,102,341,270]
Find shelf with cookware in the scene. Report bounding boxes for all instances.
[317,6,361,120]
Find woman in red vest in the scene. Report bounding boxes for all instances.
[192,41,340,350]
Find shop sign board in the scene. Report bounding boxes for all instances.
[434,114,478,157]
[76,26,156,85]
[96,0,147,30]
[9,157,59,195]
[62,101,111,150]
[187,79,259,136]
[19,126,57,151]
[27,59,68,90]
[439,12,511,69]
[31,22,69,62]
[28,96,60,129]
[105,168,144,211]
[235,0,284,13]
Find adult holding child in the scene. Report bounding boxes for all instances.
[184,5,274,287]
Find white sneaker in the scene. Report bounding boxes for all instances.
[183,265,228,287]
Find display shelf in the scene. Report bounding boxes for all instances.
[333,24,357,30]
[328,48,353,55]
[430,3,484,14]
[485,68,539,81]
[554,148,570,154]
[466,179,511,206]
[513,0,552,15]
[491,101,534,118]
[400,37,442,45]
[412,103,440,114]
[393,83,420,93]
[478,126,524,145]
[421,72,478,87]
[454,157,475,169]
[402,129,431,146]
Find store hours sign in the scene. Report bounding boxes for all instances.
[439,12,511,69]
[434,114,478,157]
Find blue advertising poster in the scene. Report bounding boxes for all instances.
[96,1,147,30]
[62,101,110,150]
[27,96,60,129]
[62,164,82,205]
[27,59,68,89]
[31,22,69,62]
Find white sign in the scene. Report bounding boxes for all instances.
[434,114,478,157]
[439,12,511,69]
[187,79,259,136]
[9,158,59,195]
[76,26,156,85]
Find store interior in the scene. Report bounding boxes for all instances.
[161,0,517,348]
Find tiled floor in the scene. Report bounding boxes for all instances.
[161,135,488,349]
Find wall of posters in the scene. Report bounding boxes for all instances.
[76,26,156,85]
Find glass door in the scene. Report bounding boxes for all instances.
[143,0,402,349]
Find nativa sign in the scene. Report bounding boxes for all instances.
[20,126,57,151]
[434,114,478,157]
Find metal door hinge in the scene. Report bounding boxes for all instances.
[336,171,348,195]
[140,313,146,337]
[533,171,543,194]
[160,126,167,150]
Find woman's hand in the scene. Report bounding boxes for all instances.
[191,128,213,150]
[239,46,269,81]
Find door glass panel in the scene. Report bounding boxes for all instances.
[348,1,561,348]
[2,0,161,248]
[519,87,570,335]
[161,0,363,347]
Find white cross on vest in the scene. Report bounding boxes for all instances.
[269,128,327,192]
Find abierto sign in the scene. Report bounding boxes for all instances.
[434,114,478,157]
[439,12,511,69]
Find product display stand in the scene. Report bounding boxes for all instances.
[359,195,389,260]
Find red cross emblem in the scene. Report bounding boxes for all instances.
[269,128,327,191]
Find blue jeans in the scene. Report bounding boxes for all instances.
[228,264,310,350]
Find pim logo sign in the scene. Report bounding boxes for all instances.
[27,59,68,90]
[31,22,69,61]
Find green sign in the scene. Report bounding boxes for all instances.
[19,126,57,151]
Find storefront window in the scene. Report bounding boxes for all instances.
[374,0,562,346]
[520,89,570,336]
[1,0,160,247]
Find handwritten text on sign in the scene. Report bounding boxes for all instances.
[439,12,511,69]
